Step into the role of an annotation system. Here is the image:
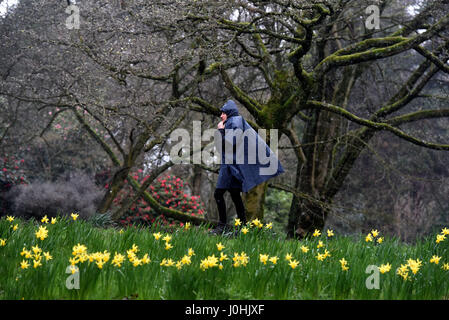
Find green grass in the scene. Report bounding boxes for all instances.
[0,215,448,300]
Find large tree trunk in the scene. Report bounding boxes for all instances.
[288,196,329,239]
[98,166,131,214]
[243,181,268,221]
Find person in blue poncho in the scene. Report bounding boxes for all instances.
[211,100,285,235]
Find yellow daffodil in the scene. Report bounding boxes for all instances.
[259,254,269,265]
[396,264,409,280]
[365,234,373,242]
[327,229,334,237]
[119,229,124,234]
[51,217,57,224]
[442,263,449,271]
[430,255,441,264]
[289,259,299,269]
[188,248,195,256]
[153,232,162,240]
[241,227,249,234]
[377,237,384,244]
[33,259,42,269]
[339,258,349,271]
[436,234,446,244]
[69,257,79,266]
[31,245,42,255]
[41,215,49,224]
[35,225,48,241]
[371,230,379,237]
[285,253,293,261]
[71,213,79,221]
[166,259,175,267]
[323,249,331,258]
[313,229,321,237]
[234,218,241,227]
[406,259,422,275]
[6,215,14,222]
[219,252,228,262]
[20,247,30,256]
[132,258,142,267]
[162,235,172,243]
[301,246,309,253]
[43,252,52,261]
[0,239,6,247]
[141,254,151,264]
[12,224,18,231]
[232,252,249,267]
[127,250,136,261]
[441,227,449,236]
[72,244,87,256]
[200,255,219,270]
[181,255,192,265]
[269,256,279,265]
[130,244,139,253]
[317,240,324,249]
[184,222,191,230]
[20,260,30,269]
[251,218,263,229]
[96,260,105,269]
[165,243,173,250]
[112,253,125,267]
[69,265,78,274]
[219,263,224,270]
[176,261,183,270]
[316,253,326,261]
[265,222,273,230]
[216,242,225,251]
[379,263,392,274]
[127,250,137,262]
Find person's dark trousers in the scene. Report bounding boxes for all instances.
[214,188,247,226]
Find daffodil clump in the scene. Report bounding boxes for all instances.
[19,245,52,270]
[436,228,449,244]
[396,258,423,280]
[235,218,274,235]
[259,253,278,266]
[232,252,250,268]
[378,263,392,274]
[70,243,111,269]
[365,229,384,244]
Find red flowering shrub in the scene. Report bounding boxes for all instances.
[113,171,206,229]
[0,155,29,216]
[0,155,28,188]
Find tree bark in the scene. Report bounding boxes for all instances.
[243,181,268,221]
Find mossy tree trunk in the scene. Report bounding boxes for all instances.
[243,182,268,221]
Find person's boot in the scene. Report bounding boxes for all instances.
[210,222,228,235]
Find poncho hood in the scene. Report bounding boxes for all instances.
[220,100,240,117]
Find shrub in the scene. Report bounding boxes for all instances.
[113,171,206,229]
[0,155,28,216]
[6,171,103,220]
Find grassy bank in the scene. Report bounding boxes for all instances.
[0,215,448,299]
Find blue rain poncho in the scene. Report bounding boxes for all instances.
[215,100,285,192]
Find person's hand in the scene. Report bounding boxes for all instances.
[218,121,225,129]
